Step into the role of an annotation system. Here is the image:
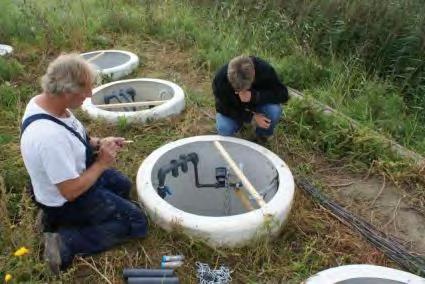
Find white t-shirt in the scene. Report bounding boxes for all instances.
[20,96,87,207]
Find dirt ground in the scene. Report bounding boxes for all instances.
[318,171,425,253]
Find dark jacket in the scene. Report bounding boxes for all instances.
[212,56,289,123]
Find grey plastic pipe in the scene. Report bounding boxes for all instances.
[127,277,179,284]
[123,268,174,278]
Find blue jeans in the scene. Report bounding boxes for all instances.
[216,104,282,137]
[43,169,148,269]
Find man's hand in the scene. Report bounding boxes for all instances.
[100,137,125,148]
[90,137,101,149]
[97,139,121,168]
[58,139,120,202]
[237,90,252,102]
[58,137,125,202]
[253,113,271,129]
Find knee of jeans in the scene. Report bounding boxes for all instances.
[264,104,282,123]
[216,123,238,136]
[127,203,149,237]
[217,126,236,136]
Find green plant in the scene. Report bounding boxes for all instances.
[274,0,425,117]
[273,54,330,90]
[117,116,129,133]
[0,57,24,82]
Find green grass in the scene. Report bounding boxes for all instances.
[0,57,23,83]
[3,0,424,155]
[276,0,425,110]
[1,0,424,282]
[138,0,425,154]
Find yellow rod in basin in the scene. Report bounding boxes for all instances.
[213,140,267,208]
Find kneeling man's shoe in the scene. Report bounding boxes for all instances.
[43,232,62,275]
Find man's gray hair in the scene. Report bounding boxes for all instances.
[227,55,255,91]
[41,53,96,96]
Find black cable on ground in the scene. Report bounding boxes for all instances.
[296,177,425,277]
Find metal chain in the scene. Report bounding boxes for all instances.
[196,262,232,284]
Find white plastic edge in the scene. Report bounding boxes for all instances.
[136,135,295,247]
[304,264,425,283]
[80,49,139,80]
[0,44,13,56]
[81,78,185,124]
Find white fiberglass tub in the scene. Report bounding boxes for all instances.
[0,44,13,56]
[80,49,139,80]
[136,135,295,247]
[82,78,185,124]
[304,265,425,284]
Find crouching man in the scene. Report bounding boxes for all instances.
[20,54,148,274]
[212,55,289,143]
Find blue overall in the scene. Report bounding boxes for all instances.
[21,114,148,270]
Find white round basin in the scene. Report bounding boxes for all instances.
[82,78,185,124]
[80,50,139,80]
[304,265,425,284]
[0,44,13,56]
[136,135,295,247]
